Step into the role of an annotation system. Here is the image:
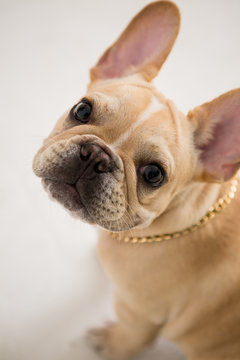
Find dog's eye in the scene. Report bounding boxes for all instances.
[72,99,92,123]
[140,164,165,187]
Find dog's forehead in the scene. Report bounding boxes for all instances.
[87,77,156,114]
[86,77,175,148]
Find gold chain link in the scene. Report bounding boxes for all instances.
[109,178,238,244]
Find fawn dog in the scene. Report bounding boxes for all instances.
[33,1,240,359]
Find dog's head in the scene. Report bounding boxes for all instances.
[33,1,240,232]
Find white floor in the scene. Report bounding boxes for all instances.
[0,0,239,359]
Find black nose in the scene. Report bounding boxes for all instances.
[80,143,113,177]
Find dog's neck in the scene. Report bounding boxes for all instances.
[123,181,222,239]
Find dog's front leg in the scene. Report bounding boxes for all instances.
[87,295,160,360]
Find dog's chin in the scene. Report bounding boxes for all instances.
[42,179,95,224]
[42,179,140,232]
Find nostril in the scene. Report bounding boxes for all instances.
[94,162,104,174]
[94,159,113,173]
[80,145,91,161]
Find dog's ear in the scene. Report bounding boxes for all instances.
[90,1,180,82]
[189,89,240,182]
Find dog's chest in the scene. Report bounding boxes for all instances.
[97,232,198,321]
[98,227,240,335]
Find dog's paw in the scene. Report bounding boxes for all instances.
[86,323,133,360]
[87,325,111,355]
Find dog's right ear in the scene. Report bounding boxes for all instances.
[90,1,180,82]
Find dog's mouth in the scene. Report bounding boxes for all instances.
[42,175,135,231]
[42,178,94,223]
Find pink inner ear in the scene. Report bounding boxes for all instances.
[99,15,175,78]
[94,3,179,79]
[200,99,240,181]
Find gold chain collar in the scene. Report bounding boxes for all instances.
[109,178,238,244]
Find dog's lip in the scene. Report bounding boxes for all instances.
[42,178,94,221]
[42,178,142,232]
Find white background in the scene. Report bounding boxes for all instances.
[0,0,239,359]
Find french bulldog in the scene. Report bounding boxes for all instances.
[33,1,240,359]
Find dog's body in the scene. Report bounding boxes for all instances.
[97,182,240,360]
[33,2,240,359]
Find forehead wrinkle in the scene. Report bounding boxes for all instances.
[88,91,119,114]
[144,136,175,178]
[88,74,155,92]
[166,99,181,146]
[110,96,167,149]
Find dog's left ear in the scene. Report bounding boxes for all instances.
[189,89,240,182]
[90,1,180,82]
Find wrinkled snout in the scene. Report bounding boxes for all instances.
[33,135,126,229]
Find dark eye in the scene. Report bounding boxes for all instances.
[71,99,92,123]
[140,164,165,187]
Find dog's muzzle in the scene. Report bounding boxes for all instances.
[33,135,125,226]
